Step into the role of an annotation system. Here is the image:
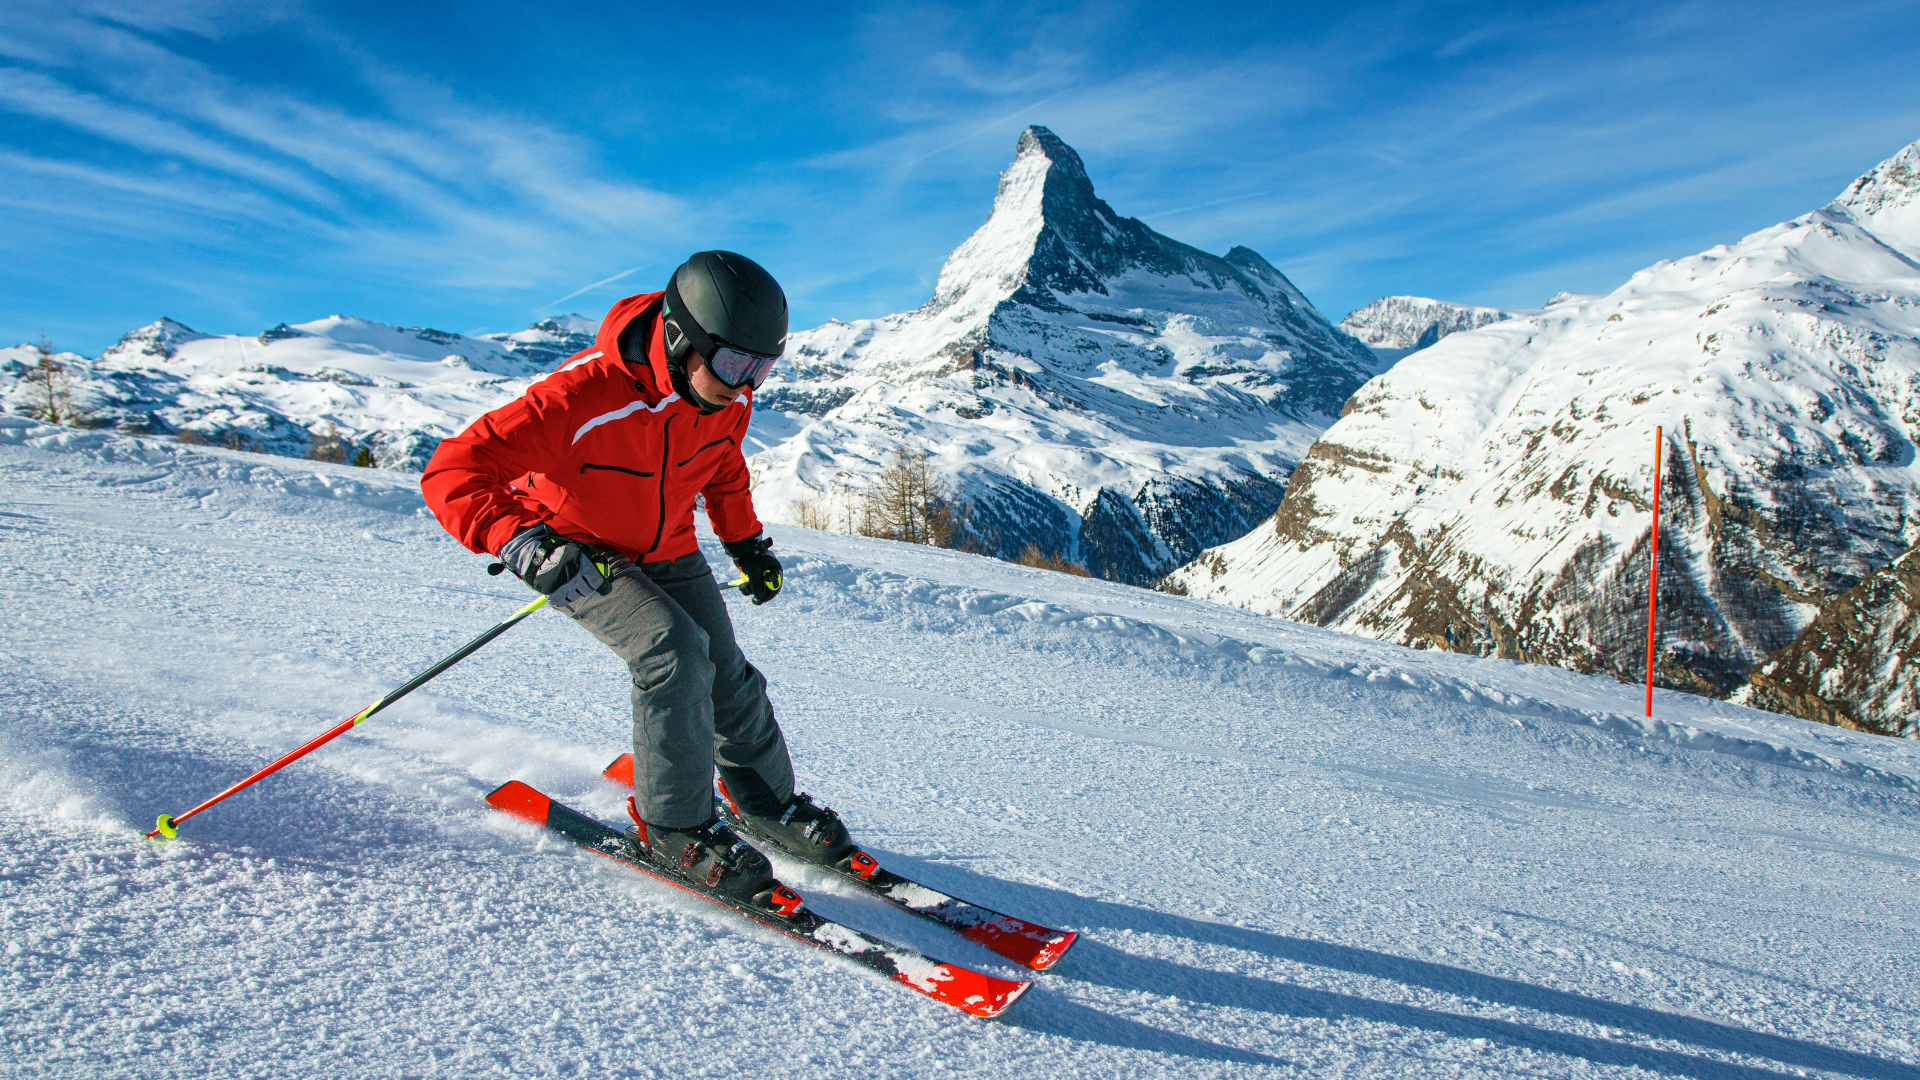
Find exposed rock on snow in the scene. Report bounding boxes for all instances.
[0,314,598,470]
[1339,296,1519,352]
[1736,541,1920,736]
[1167,135,1920,710]
[751,126,1377,583]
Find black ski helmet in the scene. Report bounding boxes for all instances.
[662,251,788,364]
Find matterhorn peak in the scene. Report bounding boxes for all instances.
[927,125,1342,329]
[757,125,1378,582]
[1014,126,1090,183]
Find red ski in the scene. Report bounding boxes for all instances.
[602,753,1076,972]
[485,780,1029,1019]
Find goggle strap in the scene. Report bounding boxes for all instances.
[662,279,717,361]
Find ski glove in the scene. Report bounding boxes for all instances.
[724,533,782,606]
[496,524,618,608]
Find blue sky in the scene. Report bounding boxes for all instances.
[5,0,1919,355]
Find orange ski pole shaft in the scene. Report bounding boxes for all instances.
[1644,426,1663,718]
[148,594,549,839]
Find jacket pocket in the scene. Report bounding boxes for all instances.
[581,462,655,477]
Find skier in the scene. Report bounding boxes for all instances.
[421,251,854,903]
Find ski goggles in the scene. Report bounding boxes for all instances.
[706,344,781,390]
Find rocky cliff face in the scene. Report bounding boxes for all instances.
[750,126,1377,582]
[1167,135,1920,704]
[1735,541,1920,737]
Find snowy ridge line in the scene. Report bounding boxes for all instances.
[783,552,1920,794]
[0,416,427,516]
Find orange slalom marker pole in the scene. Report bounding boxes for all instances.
[148,594,549,839]
[1644,427,1663,718]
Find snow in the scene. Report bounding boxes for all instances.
[4,418,1918,1077]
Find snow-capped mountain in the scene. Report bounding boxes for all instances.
[0,314,596,469]
[1339,295,1520,358]
[750,126,1377,583]
[1167,136,1920,706]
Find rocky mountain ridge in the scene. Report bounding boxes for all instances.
[1167,135,1920,721]
[749,126,1378,582]
[1339,295,1520,353]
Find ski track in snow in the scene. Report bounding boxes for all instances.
[2,418,1918,1079]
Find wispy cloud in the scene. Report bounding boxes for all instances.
[544,266,646,309]
[0,2,699,324]
[3,0,1917,352]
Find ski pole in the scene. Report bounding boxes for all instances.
[148,594,550,840]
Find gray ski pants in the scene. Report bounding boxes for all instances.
[556,548,794,828]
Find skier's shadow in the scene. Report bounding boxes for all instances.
[871,851,1916,1080]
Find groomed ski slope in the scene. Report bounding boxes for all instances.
[3,415,1918,1080]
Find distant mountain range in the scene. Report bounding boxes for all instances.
[0,315,596,470]
[1167,135,1920,736]
[749,126,1377,582]
[1338,296,1521,364]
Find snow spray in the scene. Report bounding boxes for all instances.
[147,594,550,839]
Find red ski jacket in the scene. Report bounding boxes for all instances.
[420,290,762,564]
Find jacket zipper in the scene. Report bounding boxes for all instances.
[674,435,736,468]
[644,415,672,556]
[581,463,654,477]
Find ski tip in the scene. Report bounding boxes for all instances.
[1029,929,1077,971]
[990,976,1034,1018]
[947,971,1033,1019]
[485,780,552,826]
[961,921,1079,971]
[891,962,1032,1019]
[601,753,635,789]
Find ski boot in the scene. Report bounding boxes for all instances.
[624,798,775,904]
[717,773,855,869]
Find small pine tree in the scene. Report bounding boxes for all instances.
[21,338,88,426]
[306,421,348,463]
[794,490,833,530]
[352,445,376,468]
[854,447,967,547]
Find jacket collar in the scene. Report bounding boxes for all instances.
[594,290,673,399]
[594,288,755,410]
